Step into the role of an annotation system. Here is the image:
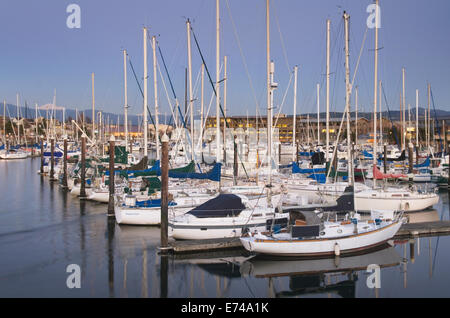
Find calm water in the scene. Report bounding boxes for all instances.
[1,158,450,298]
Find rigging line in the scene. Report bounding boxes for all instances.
[224,0,261,113]
[273,71,294,129]
[381,84,400,146]
[430,88,442,152]
[190,24,250,179]
[272,2,291,73]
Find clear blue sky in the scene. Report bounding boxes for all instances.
[0,0,449,119]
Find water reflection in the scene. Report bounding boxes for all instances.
[241,246,402,298]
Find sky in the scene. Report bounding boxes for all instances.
[0,0,449,119]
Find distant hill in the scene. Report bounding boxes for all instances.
[2,103,450,124]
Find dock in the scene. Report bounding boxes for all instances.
[168,221,450,254]
[394,221,450,238]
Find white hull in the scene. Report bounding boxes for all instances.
[240,221,402,257]
[355,190,439,212]
[0,152,28,159]
[169,212,284,240]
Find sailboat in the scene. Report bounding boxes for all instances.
[240,8,405,258]
[353,0,439,212]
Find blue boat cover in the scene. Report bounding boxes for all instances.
[292,162,326,174]
[134,198,177,208]
[307,173,327,184]
[414,157,430,168]
[187,194,245,218]
[363,150,373,158]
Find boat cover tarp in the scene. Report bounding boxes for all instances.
[117,161,221,182]
[311,152,325,165]
[43,151,63,158]
[134,198,177,208]
[169,162,221,182]
[307,173,326,184]
[373,165,406,180]
[363,150,373,158]
[378,150,406,162]
[414,157,430,168]
[292,162,326,174]
[187,194,245,218]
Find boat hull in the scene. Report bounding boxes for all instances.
[240,221,402,257]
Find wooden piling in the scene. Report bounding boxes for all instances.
[79,135,87,198]
[62,137,68,188]
[383,144,387,174]
[160,133,170,252]
[108,135,115,216]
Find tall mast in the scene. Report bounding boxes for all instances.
[317,83,320,145]
[200,63,204,158]
[326,19,331,163]
[223,55,227,162]
[143,27,148,159]
[402,67,406,150]
[123,49,129,152]
[379,80,382,146]
[307,114,310,146]
[292,65,298,162]
[186,20,194,161]
[215,0,221,162]
[3,100,6,143]
[92,72,95,143]
[416,89,419,147]
[372,0,379,189]
[34,103,38,144]
[344,11,353,186]
[152,35,160,160]
[427,83,431,151]
[355,86,358,145]
[16,93,20,145]
[266,0,274,204]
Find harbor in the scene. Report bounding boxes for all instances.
[1,158,450,297]
[1,0,450,299]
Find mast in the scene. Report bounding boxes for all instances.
[215,0,221,163]
[427,83,431,152]
[186,20,194,161]
[416,89,419,147]
[17,93,20,145]
[292,65,298,162]
[317,83,320,145]
[266,0,275,205]
[123,49,129,152]
[3,100,6,144]
[152,35,160,160]
[372,0,379,189]
[92,72,95,143]
[200,63,205,159]
[143,27,148,160]
[344,11,353,186]
[35,103,38,144]
[223,55,227,162]
[379,80,382,146]
[63,107,66,137]
[326,19,331,163]
[402,67,406,150]
[355,86,358,145]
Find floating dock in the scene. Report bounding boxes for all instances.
[169,221,450,254]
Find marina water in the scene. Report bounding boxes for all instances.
[1,158,450,298]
